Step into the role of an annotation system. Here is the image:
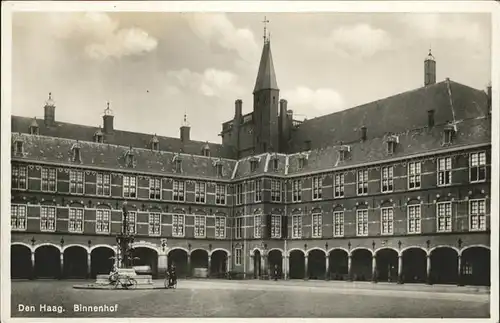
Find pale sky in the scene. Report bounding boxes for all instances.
[12,12,491,143]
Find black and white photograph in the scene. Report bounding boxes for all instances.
[1,1,499,321]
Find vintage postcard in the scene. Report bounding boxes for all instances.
[1,1,498,322]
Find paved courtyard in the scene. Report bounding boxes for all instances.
[11,279,490,318]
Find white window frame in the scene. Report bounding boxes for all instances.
[334,173,344,198]
[380,207,394,235]
[437,157,452,187]
[215,216,226,239]
[235,247,242,265]
[271,215,281,238]
[40,206,56,232]
[195,182,206,203]
[356,209,369,236]
[254,214,262,238]
[149,178,162,200]
[469,199,487,231]
[96,173,111,196]
[312,176,322,200]
[436,202,452,232]
[41,167,57,192]
[292,179,302,202]
[469,152,487,183]
[292,215,302,239]
[407,204,421,234]
[194,215,206,238]
[69,170,85,195]
[381,166,394,193]
[12,165,27,190]
[69,207,84,233]
[271,180,282,202]
[123,175,137,198]
[333,211,344,237]
[235,217,243,239]
[216,184,226,205]
[96,209,111,234]
[312,213,322,238]
[126,211,137,234]
[173,180,185,202]
[255,179,262,202]
[11,204,27,231]
[172,214,185,237]
[408,161,421,190]
[148,212,161,236]
[357,170,368,196]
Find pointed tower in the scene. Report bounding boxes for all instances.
[424,49,436,86]
[253,17,279,154]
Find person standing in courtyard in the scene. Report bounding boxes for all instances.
[273,265,279,281]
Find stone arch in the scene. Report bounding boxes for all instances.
[328,248,349,280]
[430,246,459,284]
[168,248,189,278]
[429,245,460,255]
[350,248,373,281]
[267,249,283,279]
[287,248,305,257]
[34,243,62,253]
[268,247,284,254]
[289,249,305,279]
[374,247,399,256]
[327,247,349,256]
[191,249,209,275]
[461,245,490,286]
[62,244,89,253]
[167,247,190,255]
[460,244,490,256]
[401,247,427,283]
[34,244,61,278]
[308,248,326,280]
[131,243,159,254]
[12,242,34,252]
[209,248,231,257]
[90,246,115,278]
[375,248,399,282]
[90,244,115,253]
[63,245,88,279]
[210,249,229,277]
[132,246,159,278]
[11,244,32,279]
[249,247,263,256]
[306,247,326,257]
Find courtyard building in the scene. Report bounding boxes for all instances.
[10,37,491,286]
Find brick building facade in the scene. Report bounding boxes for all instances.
[10,40,491,286]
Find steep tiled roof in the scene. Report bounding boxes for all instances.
[289,79,490,152]
[233,153,288,179]
[253,41,278,93]
[287,116,491,176]
[11,116,230,158]
[12,134,237,181]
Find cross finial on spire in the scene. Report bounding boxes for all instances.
[48,92,52,100]
[262,16,270,43]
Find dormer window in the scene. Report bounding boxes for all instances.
[13,138,24,156]
[150,134,160,151]
[386,135,399,155]
[250,157,259,172]
[202,143,210,157]
[29,118,39,135]
[94,128,104,143]
[71,142,82,163]
[173,154,182,173]
[270,155,279,171]
[339,145,351,162]
[298,154,308,169]
[215,162,223,177]
[443,123,456,145]
[125,148,136,168]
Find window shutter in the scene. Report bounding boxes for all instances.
[281,215,288,239]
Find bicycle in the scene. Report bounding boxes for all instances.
[163,271,177,289]
[109,273,138,290]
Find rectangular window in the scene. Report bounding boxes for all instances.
[271,215,281,238]
[235,248,242,265]
[437,202,452,232]
[292,179,302,202]
[235,217,243,239]
[333,211,344,237]
[254,215,262,238]
[173,180,185,202]
[312,176,322,200]
[470,152,487,183]
[312,213,322,238]
[11,205,27,230]
[381,166,394,193]
[12,165,27,190]
[271,180,282,202]
[172,214,185,237]
[254,180,262,202]
[69,208,84,233]
[470,199,486,231]
[40,206,56,232]
[356,209,368,236]
[149,213,161,236]
[194,182,206,203]
[334,173,344,198]
[149,178,161,200]
[127,211,137,234]
[381,208,394,235]
[408,162,422,190]
[123,175,137,198]
[216,184,226,205]
[96,209,110,234]
[41,168,57,192]
[194,216,206,237]
[96,173,111,196]
[292,215,302,238]
[69,170,85,194]
[437,157,452,186]
[407,205,421,234]
[215,217,226,238]
[235,183,243,205]
[357,170,368,195]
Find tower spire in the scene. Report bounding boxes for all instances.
[262,16,269,43]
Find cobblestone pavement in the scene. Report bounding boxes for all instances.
[11,280,490,318]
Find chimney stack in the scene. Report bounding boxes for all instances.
[102,102,114,133]
[360,126,367,141]
[487,84,492,112]
[428,109,435,128]
[44,92,56,127]
[424,49,436,86]
[235,99,242,118]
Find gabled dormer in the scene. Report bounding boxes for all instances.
[298,152,308,169]
[94,127,104,143]
[150,134,160,151]
[29,118,39,135]
[13,136,24,157]
[269,153,279,171]
[213,158,224,177]
[125,147,136,168]
[443,122,457,145]
[202,142,210,157]
[386,134,399,155]
[71,141,82,163]
[338,143,351,162]
[172,153,182,173]
[249,156,259,172]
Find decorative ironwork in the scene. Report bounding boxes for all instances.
[31,237,36,246]
[60,237,65,247]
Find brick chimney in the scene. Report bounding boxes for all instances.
[44,92,56,127]
[102,102,114,134]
